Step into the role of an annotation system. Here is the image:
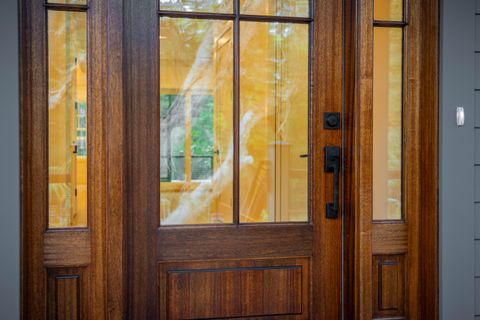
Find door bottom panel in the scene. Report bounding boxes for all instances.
[158,258,310,319]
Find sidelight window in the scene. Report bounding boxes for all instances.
[373,0,405,220]
[159,1,311,225]
[47,4,88,228]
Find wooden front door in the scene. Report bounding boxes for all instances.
[20,0,439,319]
[127,1,343,318]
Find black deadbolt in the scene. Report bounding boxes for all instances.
[324,112,341,130]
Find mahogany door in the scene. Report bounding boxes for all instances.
[127,0,343,318]
[20,0,439,319]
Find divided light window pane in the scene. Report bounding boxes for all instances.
[374,0,403,21]
[48,10,88,228]
[47,0,87,4]
[240,0,309,17]
[239,22,309,223]
[373,27,403,220]
[160,17,234,225]
[159,0,234,13]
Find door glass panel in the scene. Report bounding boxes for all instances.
[240,0,309,17]
[47,0,87,4]
[239,22,309,223]
[160,17,234,225]
[159,0,234,13]
[48,10,87,228]
[373,27,403,220]
[374,0,403,21]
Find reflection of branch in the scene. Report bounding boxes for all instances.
[163,111,258,225]
[162,15,301,224]
[49,52,86,109]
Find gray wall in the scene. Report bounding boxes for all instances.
[0,0,20,318]
[441,0,477,318]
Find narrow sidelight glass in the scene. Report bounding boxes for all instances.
[240,0,309,17]
[373,27,403,220]
[374,0,403,21]
[48,10,88,228]
[239,22,309,223]
[159,0,234,13]
[160,17,234,225]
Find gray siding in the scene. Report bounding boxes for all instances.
[476,3,480,318]
[0,0,19,318]
[441,0,476,318]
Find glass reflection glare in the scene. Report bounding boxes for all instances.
[48,10,88,228]
[373,27,403,220]
[160,18,234,225]
[239,22,309,223]
[240,0,309,17]
[374,0,403,21]
[159,0,233,13]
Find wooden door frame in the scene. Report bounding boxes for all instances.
[19,0,438,319]
[343,0,439,318]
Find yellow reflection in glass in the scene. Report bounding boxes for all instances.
[48,10,87,228]
[47,0,87,4]
[240,0,309,17]
[374,0,403,21]
[239,22,309,223]
[373,27,403,220]
[159,0,233,13]
[160,18,234,225]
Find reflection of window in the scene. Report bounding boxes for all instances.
[161,94,185,182]
[191,95,214,181]
[160,93,214,182]
[75,102,87,156]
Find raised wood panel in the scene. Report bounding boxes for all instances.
[158,258,309,319]
[372,223,408,254]
[373,255,405,319]
[157,225,312,260]
[44,231,90,267]
[47,268,87,320]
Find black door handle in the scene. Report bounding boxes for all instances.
[324,146,341,219]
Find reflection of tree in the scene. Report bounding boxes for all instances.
[160,0,231,12]
[163,111,258,224]
[49,13,86,109]
[161,11,309,224]
[191,96,214,156]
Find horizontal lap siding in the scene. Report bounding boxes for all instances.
[475,2,480,317]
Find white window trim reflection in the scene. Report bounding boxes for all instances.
[161,89,216,184]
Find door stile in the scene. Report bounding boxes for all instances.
[343,0,359,318]
[89,0,108,318]
[312,0,344,318]
[20,0,48,316]
[354,0,375,318]
[102,0,126,318]
[124,0,159,317]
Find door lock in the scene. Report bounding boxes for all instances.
[324,146,341,219]
[324,112,341,130]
